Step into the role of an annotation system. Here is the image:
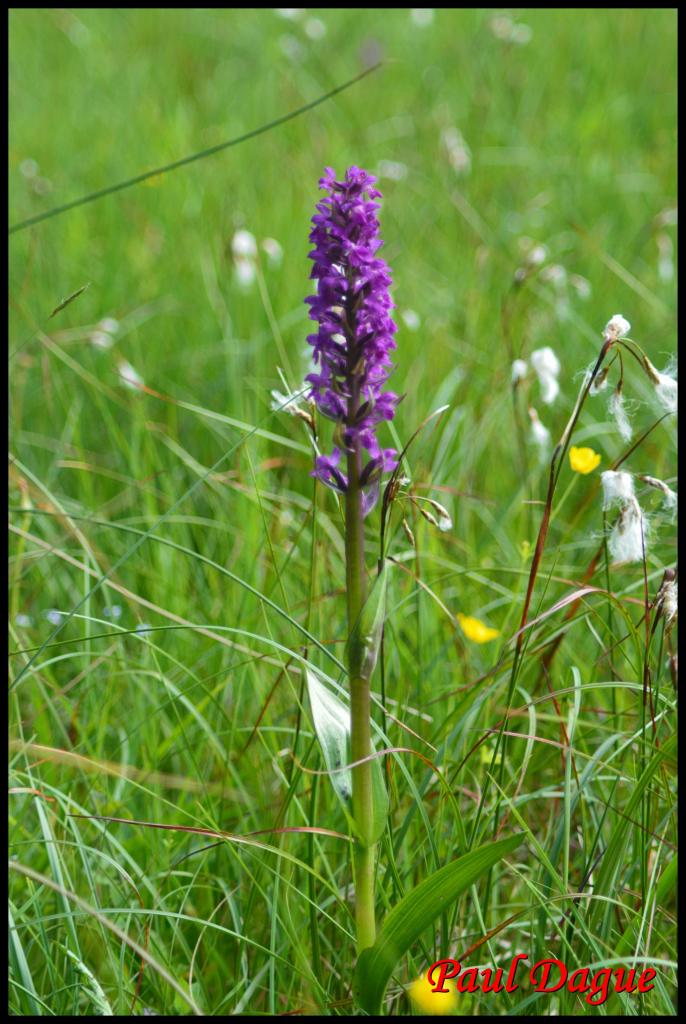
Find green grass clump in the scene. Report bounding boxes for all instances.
[9,8,676,1016]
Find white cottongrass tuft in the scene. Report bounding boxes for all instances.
[232,229,258,286]
[601,470,635,509]
[639,475,678,516]
[270,387,305,415]
[90,317,120,349]
[602,314,631,343]
[570,274,591,300]
[401,309,421,331]
[441,126,471,176]
[588,365,610,394]
[608,386,632,441]
[490,15,532,44]
[656,231,674,282]
[643,356,677,412]
[232,229,257,259]
[261,237,283,266]
[540,264,567,287]
[530,346,561,405]
[528,406,550,451]
[660,580,678,635]
[608,497,647,565]
[410,9,434,27]
[377,159,408,181]
[511,358,528,384]
[117,359,144,390]
[527,244,548,267]
[20,158,39,179]
[425,498,453,532]
[304,17,326,38]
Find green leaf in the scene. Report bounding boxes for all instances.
[348,561,388,681]
[354,833,524,1014]
[305,668,388,843]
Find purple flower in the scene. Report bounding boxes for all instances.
[305,166,400,514]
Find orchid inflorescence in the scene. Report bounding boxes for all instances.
[305,166,401,515]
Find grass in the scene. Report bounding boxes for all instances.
[8,7,677,1016]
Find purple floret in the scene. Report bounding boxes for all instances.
[305,166,399,513]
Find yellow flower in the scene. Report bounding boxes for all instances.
[569,445,601,474]
[408,975,458,1016]
[457,613,500,643]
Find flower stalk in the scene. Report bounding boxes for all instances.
[304,166,400,953]
[345,411,377,951]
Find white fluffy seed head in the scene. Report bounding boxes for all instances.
[401,309,421,331]
[608,387,632,441]
[426,499,453,532]
[511,358,528,383]
[231,229,257,259]
[601,470,635,509]
[661,580,678,633]
[530,347,560,404]
[608,497,647,564]
[530,346,561,378]
[117,359,144,390]
[602,314,631,343]
[527,244,548,267]
[261,237,283,265]
[589,366,610,394]
[528,406,550,449]
[639,476,678,516]
[655,373,678,413]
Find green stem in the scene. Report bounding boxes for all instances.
[345,439,376,953]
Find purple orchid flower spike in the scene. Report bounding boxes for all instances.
[305,166,400,514]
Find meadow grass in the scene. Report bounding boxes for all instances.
[9,8,677,1016]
